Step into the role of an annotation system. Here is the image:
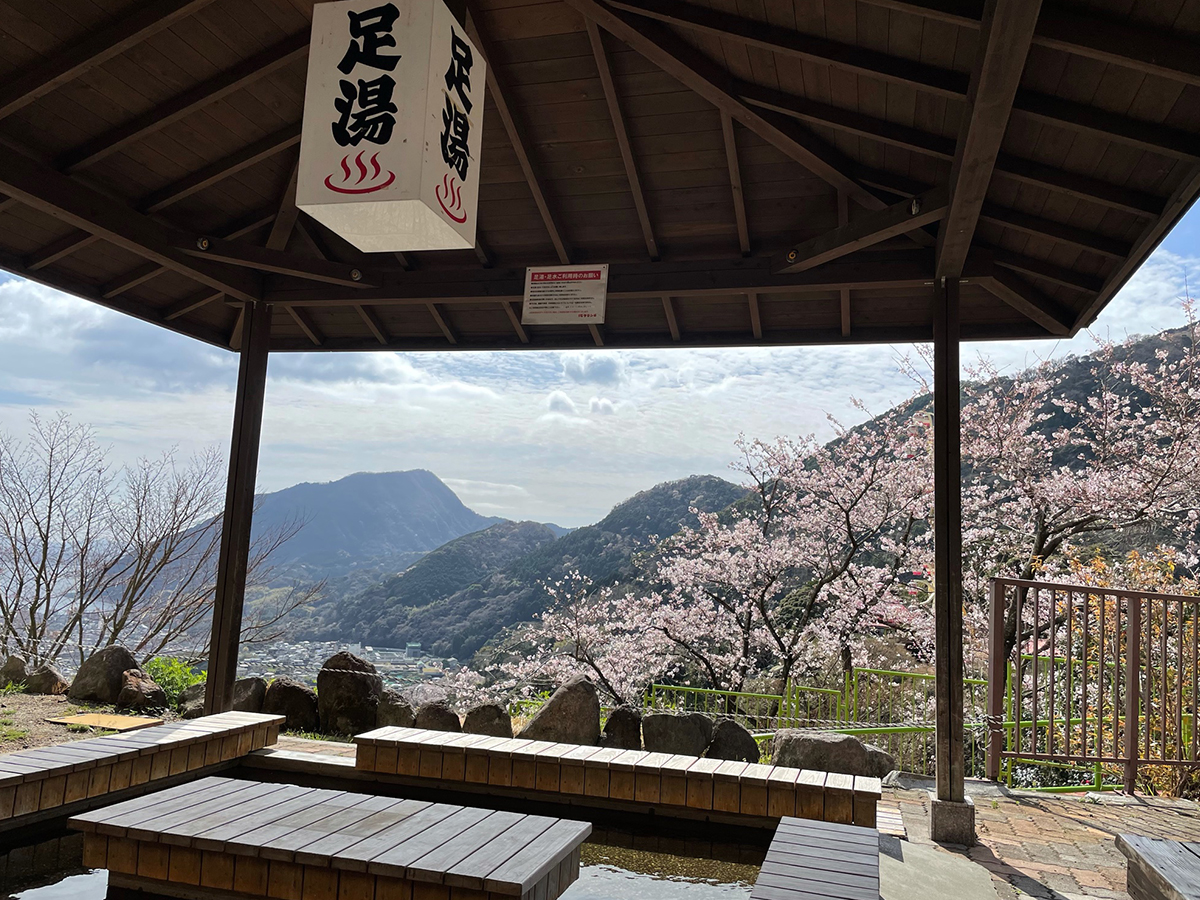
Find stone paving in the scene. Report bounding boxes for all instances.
[890,783,1200,900]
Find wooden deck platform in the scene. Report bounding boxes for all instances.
[70,775,591,900]
[1117,834,1200,900]
[751,816,880,900]
[0,712,282,831]
[353,727,881,828]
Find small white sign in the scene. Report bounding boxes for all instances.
[296,0,484,252]
[521,265,609,325]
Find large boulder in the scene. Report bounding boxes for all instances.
[116,669,167,711]
[642,712,714,757]
[233,676,267,713]
[771,730,896,778]
[601,705,642,750]
[415,700,461,733]
[68,646,138,704]
[317,652,382,736]
[516,675,601,746]
[1,654,26,686]
[263,678,318,732]
[24,665,69,695]
[178,682,205,719]
[705,718,760,763]
[376,690,415,728]
[462,703,512,738]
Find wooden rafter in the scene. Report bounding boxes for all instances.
[103,210,276,300]
[183,237,373,288]
[501,301,529,343]
[979,268,1073,336]
[26,232,101,271]
[164,289,224,321]
[285,306,324,346]
[861,0,1200,90]
[720,113,751,256]
[563,0,883,210]
[474,237,495,268]
[739,81,1164,217]
[838,193,850,338]
[465,3,571,264]
[425,303,457,344]
[60,34,309,174]
[0,143,260,304]
[588,324,605,346]
[989,247,1103,293]
[936,0,1043,278]
[587,21,659,261]
[0,0,218,121]
[662,296,680,340]
[779,188,949,273]
[977,204,1130,260]
[611,0,1196,165]
[747,292,762,339]
[355,304,390,344]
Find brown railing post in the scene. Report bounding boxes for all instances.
[987,579,1006,781]
[1124,594,1142,794]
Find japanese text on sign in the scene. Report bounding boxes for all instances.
[522,266,609,325]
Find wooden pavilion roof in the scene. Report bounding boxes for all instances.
[0,0,1196,352]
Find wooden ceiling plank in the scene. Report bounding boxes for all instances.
[979,269,1073,335]
[140,124,302,213]
[840,288,851,337]
[662,296,680,340]
[501,301,529,343]
[425,303,456,344]
[357,304,391,344]
[747,291,762,339]
[935,0,1042,279]
[61,33,310,174]
[285,305,323,346]
[562,0,884,210]
[780,187,949,272]
[0,0,218,121]
[0,143,261,304]
[466,3,572,264]
[26,232,101,270]
[720,112,751,256]
[587,20,659,261]
[588,324,604,346]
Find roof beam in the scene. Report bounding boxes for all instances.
[721,112,751,256]
[747,292,762,339]
[615,0,1197,166]
[26,232,101,270]
[936,0,1042,278]
[977,204,1130,260]
[355,304,390,344]
[474,237,495,268]
[183,235,375,287]
[588,324,605,346]
[60,33,309,173]
[285,305,323,346]
[425,303,457,344]
[587,21,659,261]
[0,143,260,304]
[861,0,1200,90]
[979,268,1073,335]
[779,187,949,273]
[466,3,572,263]
[662,296,680,340]
[163,288,223,321]
[989,247,1104,293]
[501,301,530,343]
[564,0,884,210]
[0,0,218,121]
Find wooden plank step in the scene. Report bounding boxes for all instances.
[750,816,881,900]
[354,726,880,827]
[1118,834,1200,900]
[71,777,591,900]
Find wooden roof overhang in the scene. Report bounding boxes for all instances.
[0,0,1197,353]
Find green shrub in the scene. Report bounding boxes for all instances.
[144,657,205,707]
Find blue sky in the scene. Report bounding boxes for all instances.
[1,209,1198,527]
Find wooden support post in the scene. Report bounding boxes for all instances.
[933,276,965,805]
[204,300,272,714]
[986,579,1005,781]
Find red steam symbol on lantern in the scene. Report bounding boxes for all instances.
[436,173,467,223]
[324,151,395,194]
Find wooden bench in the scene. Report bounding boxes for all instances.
[1117,834,1200,900]
[0,712,282,831]
[70,775,592,900]
[354,727,881,827]
[751,816,880,900]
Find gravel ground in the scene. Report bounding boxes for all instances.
[0,692,175,752]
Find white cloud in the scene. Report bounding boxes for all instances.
[546,390,578,415]
[589,397,616,415]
